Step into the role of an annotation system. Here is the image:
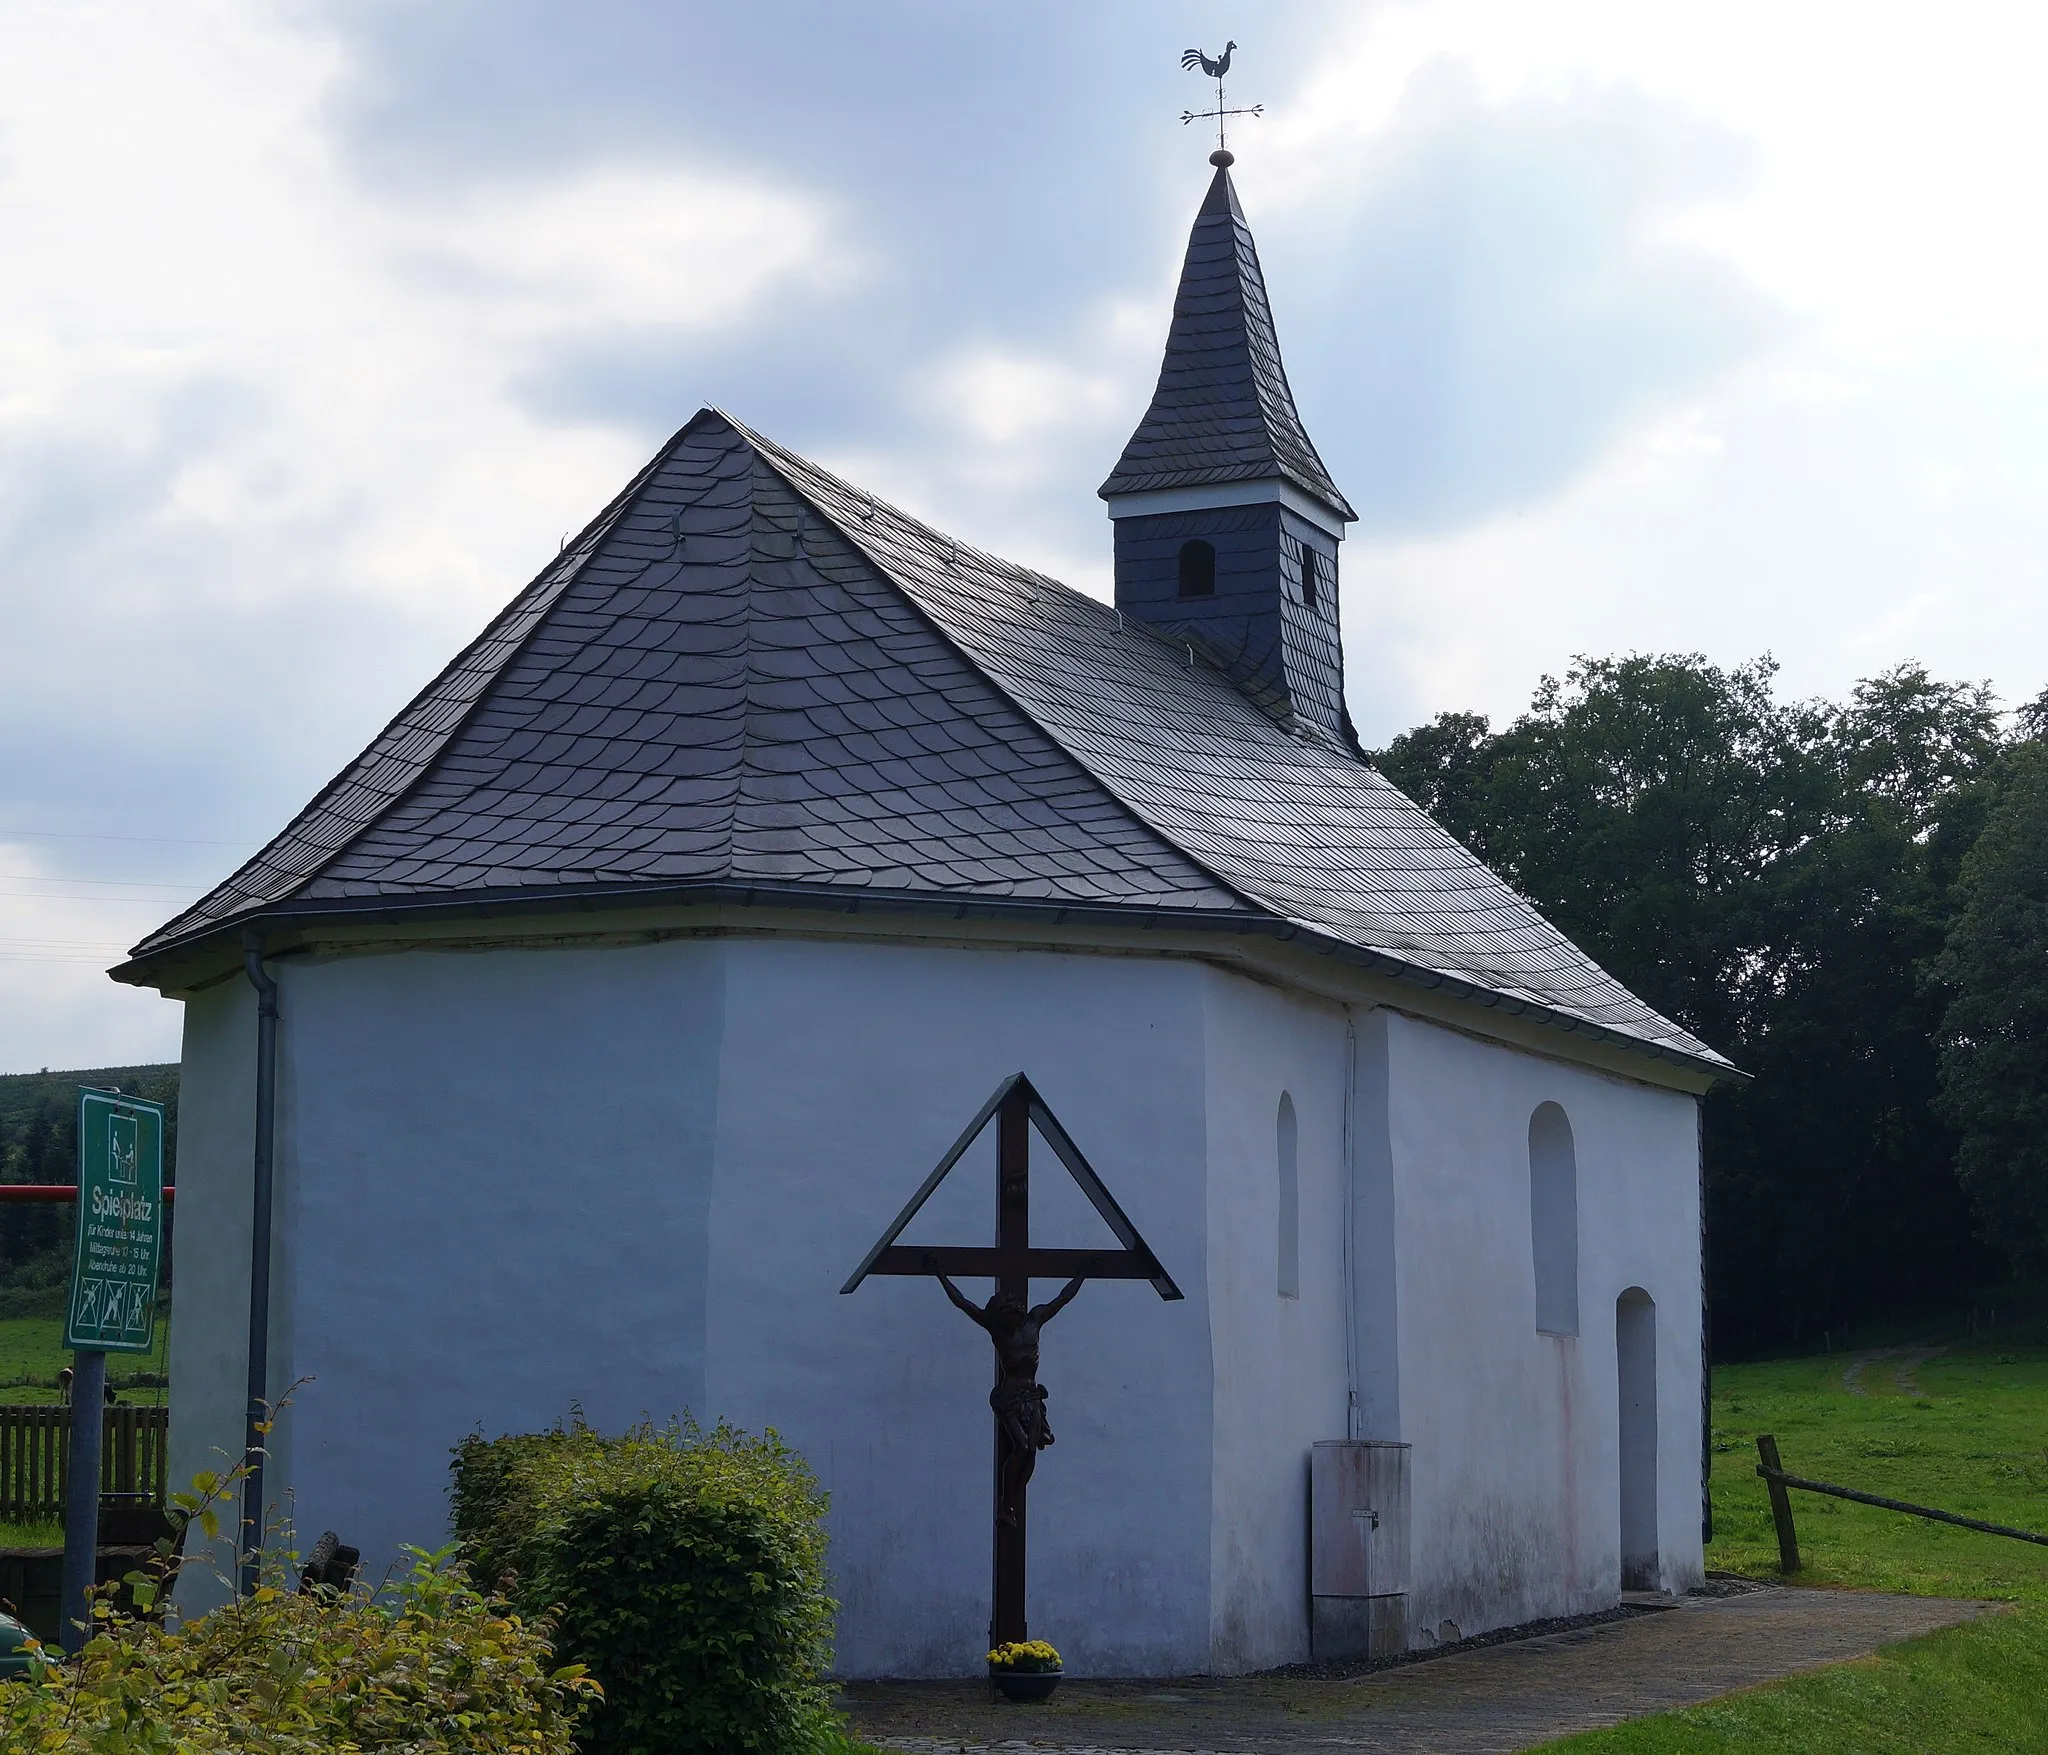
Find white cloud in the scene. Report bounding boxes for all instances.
[1236,1,2048,737]
[405,166,847,341]
[5,0,2048,1068]
[0,841,192,1069]
[1347,342,2048,740]
[928,345,1127,455]
[0,0,853,1069]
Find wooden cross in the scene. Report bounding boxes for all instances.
[842,1073,1181,1648]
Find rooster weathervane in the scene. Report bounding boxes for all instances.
[1181,41,1261,163]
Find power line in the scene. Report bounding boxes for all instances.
[0,892,192,906]
[0,875,202,893]
[0,828,258,847]
[0,953,128,964]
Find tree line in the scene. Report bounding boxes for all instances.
[1370,655,2048,1356]
[0,1064,178,1309]
[8,675,2046,1363]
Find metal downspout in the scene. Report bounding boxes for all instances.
[240,930,279,1597]
[1342,1008,1361,1439]
[1699,1093,1711,1546]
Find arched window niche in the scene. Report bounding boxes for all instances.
[1529,1101,1579,1336]
[1277,1092,1300,1300]
[1177,538,1216,598]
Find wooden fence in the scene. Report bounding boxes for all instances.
[1755,1431,2048,1573]
[0,1405,170,1524]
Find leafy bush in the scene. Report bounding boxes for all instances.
[451,1417,838,1755]
[0,1545,596,1753]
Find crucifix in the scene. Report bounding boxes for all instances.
[842,1073,1181,1648]
[1181,41,1262,162]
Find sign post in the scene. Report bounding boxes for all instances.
[60,1089,165,1653]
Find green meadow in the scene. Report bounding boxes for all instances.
[0,1305,170,1405]
[1540,1330,2048,1752]
[0,1303,170,1547]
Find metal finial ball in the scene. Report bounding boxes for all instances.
[1210,148,1235,167]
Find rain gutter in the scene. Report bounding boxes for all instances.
[114,881,1743,1085]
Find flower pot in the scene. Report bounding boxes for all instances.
[991,1667,1062,1702]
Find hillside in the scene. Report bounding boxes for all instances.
[0,1063,179,1313]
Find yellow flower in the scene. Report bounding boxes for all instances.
[987,1638,1061,1670]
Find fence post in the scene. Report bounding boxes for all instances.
[1756,1433,1801,1574]
[61,1350,108,1653]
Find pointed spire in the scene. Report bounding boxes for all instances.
[1100,165,1354,522]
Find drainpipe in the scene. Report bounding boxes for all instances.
[1341,1008,1361,1440]
[240,929,279,1598]
[1698,1094,1711,1547]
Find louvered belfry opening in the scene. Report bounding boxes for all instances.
[1100,162,1357,740]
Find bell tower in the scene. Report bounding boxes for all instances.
[1100,152,1357,740]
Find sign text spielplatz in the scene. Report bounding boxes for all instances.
[64,1089,165,1354]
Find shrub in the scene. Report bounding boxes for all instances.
[0,1544,596,1753]
[451,1417,838,1755]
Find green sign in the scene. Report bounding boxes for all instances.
[65,1090,165,1354]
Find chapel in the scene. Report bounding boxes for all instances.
[122,155,1728,1675]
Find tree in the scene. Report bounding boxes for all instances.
[1716,667,2005,1344]
[1371,655,2009,1353]
[1935,740,2048,1272]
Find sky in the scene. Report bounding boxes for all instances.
[3,0,2046,1072]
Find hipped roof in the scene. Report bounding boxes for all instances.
[120,412,1727,1078]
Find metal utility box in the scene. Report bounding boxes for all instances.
[1310,1439,1411,1660]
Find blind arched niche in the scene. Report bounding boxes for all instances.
[1529,1101,1579,1336]
[1277,1092,1300,1300]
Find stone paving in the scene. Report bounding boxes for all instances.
[843,1588,1994,1754]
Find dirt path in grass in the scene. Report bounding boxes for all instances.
[1892,1346,1948,1397]
[845,1587,1993,1754]
[1843,1344,1948,1397]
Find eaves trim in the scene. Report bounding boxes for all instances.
[111,877,1744,1085]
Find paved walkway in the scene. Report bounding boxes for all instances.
[843,1588,1993,1754]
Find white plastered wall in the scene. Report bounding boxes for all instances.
[166,976,261,1616]
[166,935,1216,1674]
[1376,1010,1704,1641]
[178,939,728,1614]
[160,929,1705,1669]
[702,938,1214,1678]
[1198,968,1351,1671]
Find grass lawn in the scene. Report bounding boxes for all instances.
[0,1305,170,1547]
[1537,1328,2048,1751]
[0,1307,170,1404]
[1541,1605,2048,1752]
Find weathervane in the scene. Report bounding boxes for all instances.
[1181,41,1261,164]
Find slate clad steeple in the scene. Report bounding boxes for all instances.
[1101,161,1356,740]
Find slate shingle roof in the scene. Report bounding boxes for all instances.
[1099,165,1356,520]
[125,411,1728,1077]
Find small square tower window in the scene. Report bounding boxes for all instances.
[1177,539,1216,598]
